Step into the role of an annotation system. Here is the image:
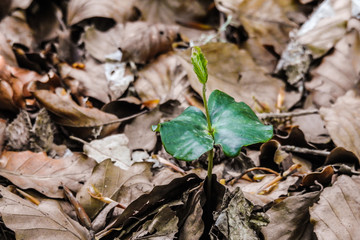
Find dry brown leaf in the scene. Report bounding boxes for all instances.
[177,43,284,110]
[59,58,111,103]
[120,22,179,64]
[134,0,211,24]
[0,33,17,66]
[67,0,136,25]
[310,175,360,240]
[0,151,97,198]
[134,52,190,106]
[296,0,353,57]
[0,55,43,110]
[33,88,120,138]
[320,90,360,159]
[0,186,91,240]
[76,160,153,219]
[215,0,298,54]
[306,27,360,107]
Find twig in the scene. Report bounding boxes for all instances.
[102,110,148,126]
[257,109,319,120]
[228,167,280,185]
[280,145,330,157]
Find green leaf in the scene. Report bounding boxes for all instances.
[158,106,213,161]
[208,90,273,157]
[191,46,208,84]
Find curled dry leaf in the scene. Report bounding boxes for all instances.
[310,175,360,240]
[33,88,120,138]
[67,0,136,25]
[0,55,43,110]
[76,160,153,219]
[320,90,360,159]
[177,43,284,110]
[0,33,17,66]
[0,151,97,198]
[306,27,360,107]
[0,186,91,240]
[0,13,34,48]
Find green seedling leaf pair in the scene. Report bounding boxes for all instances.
[153,47,273,162]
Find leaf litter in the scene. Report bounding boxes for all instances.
[0,0,360,239]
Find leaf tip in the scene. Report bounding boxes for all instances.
[151,124,160,132]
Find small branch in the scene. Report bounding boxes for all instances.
[280,145,330,157]
[257,109,319,120]
[102,110,148,126]
[228,166,280,185]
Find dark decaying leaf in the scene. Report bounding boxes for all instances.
[0,151,97,198]
[261,190,320,240]
[96,173,203,239]
[310,175,360,240]
[5,110,31,151]
[211,187,269,240]
[0,186,91,240]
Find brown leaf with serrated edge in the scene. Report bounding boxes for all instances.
[0,150,97,198]
[0,185,91,240]
[33,88,120,138]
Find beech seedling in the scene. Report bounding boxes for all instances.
[153,47,273,186]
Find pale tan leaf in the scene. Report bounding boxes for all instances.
[0,151,97,198]
[177,43,284,110]
[76,160,153,219]
[296,0,352,57]
[0,186,90,240]
[320,90,360,159]
[0,33,17,66]
[67,0,136,25]
[306,28,360,107]
[310,175,360,240]
[83,134,132,169]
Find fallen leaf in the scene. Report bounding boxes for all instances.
[320,90,360,159]
[76,160,153,219]
[134,0,211,24]
[296,0,354,57]
[261,190,320,240]
[5,110,31,151]
[67,0,136,25]
[0,118,6,152]
[215,0,298,54]
[0,151,97,198]
[135,52,190,106]
[310,175,360,240]
[306,27,360,107]
[124,109,162,152]
[0,185,91,240]
[83,134,132,169]
[177,43,284,111]
[33,88,120,138]
[0,33,17,66]
[59,58,111,103]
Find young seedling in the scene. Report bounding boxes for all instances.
[152,47,273,194]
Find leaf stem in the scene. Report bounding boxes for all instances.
[202,83,214,199]
[202,84,212,135]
